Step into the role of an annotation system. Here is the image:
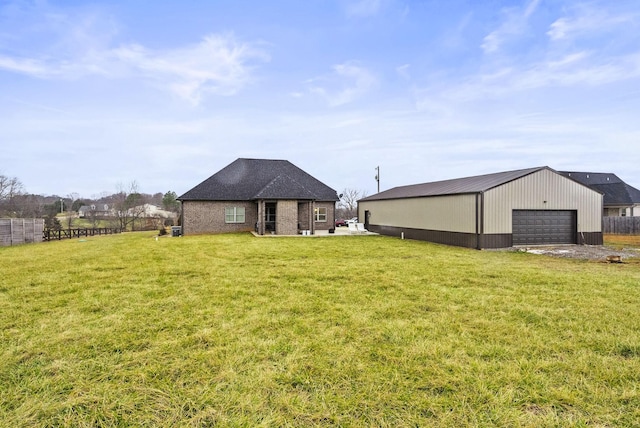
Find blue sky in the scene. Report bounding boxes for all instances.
[1,0,639,198]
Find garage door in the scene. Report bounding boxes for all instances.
[512,210,576,245]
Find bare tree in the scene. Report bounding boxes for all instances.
[338,188,367,219]
[0,173,25,217]
[87,205,100,228]
[65,193,80,229]
[111,181,147,231]
[0,174,23,200]
[10,194,46,218]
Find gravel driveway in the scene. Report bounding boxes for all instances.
[494,245,640,261]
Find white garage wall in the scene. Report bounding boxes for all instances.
[483,169,602,234]
[360,194,477,233]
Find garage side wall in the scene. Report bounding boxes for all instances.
[358,194,480,247]
[483,169,602,245]
[360,194,477,232]
[182,201,257,235]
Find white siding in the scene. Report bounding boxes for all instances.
[359,194,477,233]
[483,169,602,234]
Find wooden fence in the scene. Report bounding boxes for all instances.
[603,217,640,234]
[0,218,45,246]
[42,227,122,241]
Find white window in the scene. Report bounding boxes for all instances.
[314,207,327,222]
[225,207,245,223]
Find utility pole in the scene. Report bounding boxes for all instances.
[375,166,380,193]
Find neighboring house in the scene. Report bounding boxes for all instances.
[128,204,174,219]
[559,171,640,217]
[358,166,603,249]
[78,204,113,218]
[178,158,340,236]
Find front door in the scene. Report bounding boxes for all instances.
[265,203,276,233]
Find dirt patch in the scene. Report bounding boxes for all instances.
[491,245,640,262]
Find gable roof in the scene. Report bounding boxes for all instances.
[78,204,111,212]
[178,158,339,202]
[559,171,640,206]
[360,166,580,202]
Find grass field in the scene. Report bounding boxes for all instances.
[2,232,640,427]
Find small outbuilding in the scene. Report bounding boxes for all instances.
[358,166,603,249]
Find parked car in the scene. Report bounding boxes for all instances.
[346,217,358,224]
[335,219,347,227]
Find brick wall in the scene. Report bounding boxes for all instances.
[183,199,336,235]
[182,201,257,235]
[276,200,298,235]
[298,202,311,231]
[313,201,336,231]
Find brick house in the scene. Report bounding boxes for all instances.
[559,171,640,217]
[178,158,339,236]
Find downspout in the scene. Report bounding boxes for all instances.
[255,201,260,235]
[179,200,184,236]
[332,199,336,232]
[476,192,484,250]
[258,200,264,235]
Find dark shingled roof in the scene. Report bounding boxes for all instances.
[559,171,640,206]
[178,158,339,202]
[359,166,550,201]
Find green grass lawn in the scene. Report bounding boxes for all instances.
[2,233,640,427]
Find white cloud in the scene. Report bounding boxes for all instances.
[112,35,270,104]
[345,0,384,17]
[0,56,50,76]
[0,0,269,104]
[481,0,541,53]
[547,5,636,41]
[428,50,640,107]
[0,1,119,59]
[308,62,377,106]
[0,32,269,104]
[0,52,113,78]
[396,64,410,80]
[499,52,640,92]
[548,17,576,41]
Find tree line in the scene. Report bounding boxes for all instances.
[2,171,368,228]
[0,172,180,231]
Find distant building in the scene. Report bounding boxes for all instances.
[78,204,113,218]
[559,171,640,217]
[127,204,174,219]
